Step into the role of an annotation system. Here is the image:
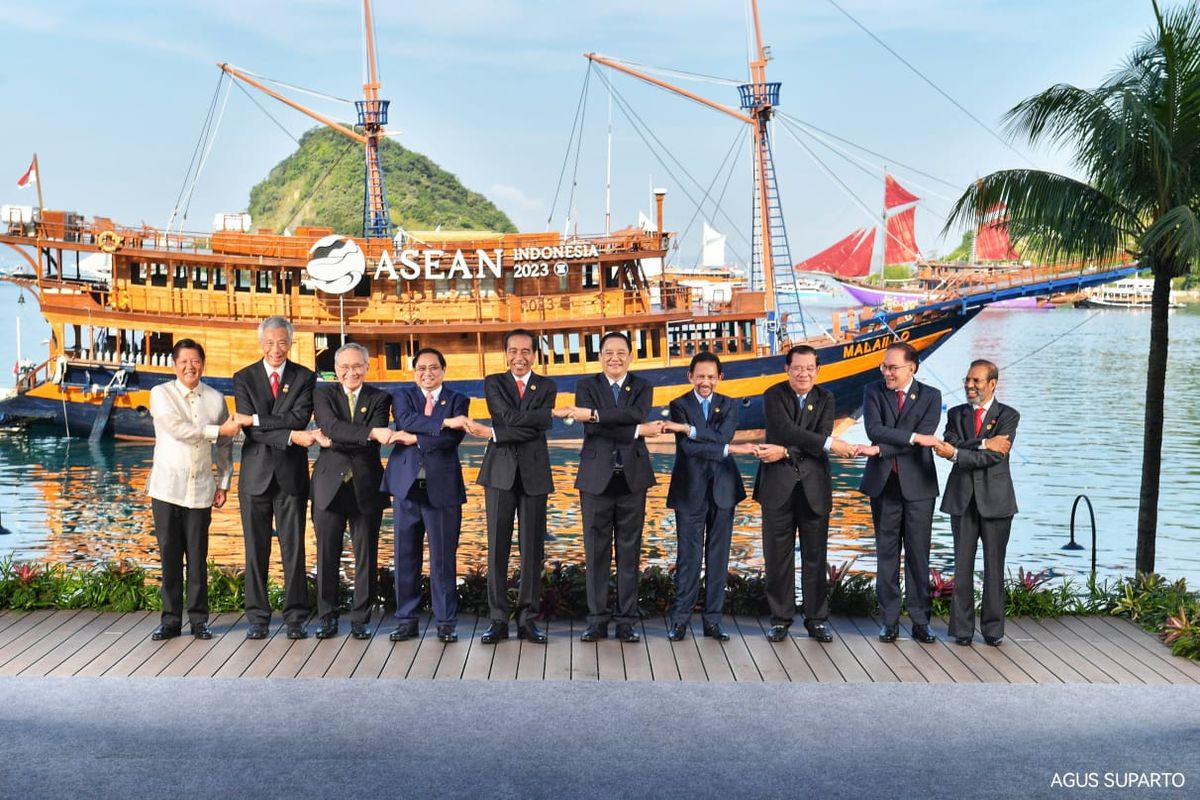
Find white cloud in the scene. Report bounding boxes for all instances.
[489,183,542,214]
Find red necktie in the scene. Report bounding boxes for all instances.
[896,389,905,412]
[424,390,434,416]
[517,380,526,399]
[270,372,280,399]
[975,406,985,437]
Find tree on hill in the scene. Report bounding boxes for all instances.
[247,127,517,235]
[946,0,1200,574]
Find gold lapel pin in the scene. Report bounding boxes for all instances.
[624,385,631,392]
[807,404,814,412]
[359,406,367,414]
[529,384,536,391]
[909,393,916,401]
[714,406,721,413]
[282,385,290,394]
[439,399,446,406]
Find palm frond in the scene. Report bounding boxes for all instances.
[1140,205,1200,274]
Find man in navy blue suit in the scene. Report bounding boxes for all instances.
[857,342,942,644]
[381,347,474,644]
[662,353,754,642]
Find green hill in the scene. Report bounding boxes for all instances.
[247,127,517,235]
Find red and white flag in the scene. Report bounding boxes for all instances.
[16,158,36,190]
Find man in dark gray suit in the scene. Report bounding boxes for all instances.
[310,343,392,641]
[753,345,857,643]
[555,331,662,644]
[857,342,942,644]
[474,329,557,645]
[934,359,1018,647]
[232,317,318,640]
[662,353,754,642]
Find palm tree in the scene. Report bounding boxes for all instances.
[946,0,1200,575]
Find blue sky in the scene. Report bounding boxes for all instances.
[0,1,1157,266]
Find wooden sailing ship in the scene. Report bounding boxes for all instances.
[0,1,1125,441]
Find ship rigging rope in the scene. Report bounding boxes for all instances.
[591,67,753,259]
[170,73,227,231]
[547,67,592,228]
[823,0,1036,168]
[597,54,741,87]
[231,77,302,146]
[173,76,234,234]
[231,64,355,106]
[672,128,745,267]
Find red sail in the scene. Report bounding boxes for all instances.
[795,227,875,277]
[885,173,919,209]
[884,206,919,264]
[976,207,1020,261]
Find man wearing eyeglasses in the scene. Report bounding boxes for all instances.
[933,359,1018,647]
[856,341,942,644]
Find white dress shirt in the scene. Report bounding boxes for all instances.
[147,379,234,508]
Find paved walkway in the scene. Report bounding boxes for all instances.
[2,609,1198,684]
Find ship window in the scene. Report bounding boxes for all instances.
[551,334,566,365]
[434,279,451,299]
[567,333,581,364]
[149,262,168,288]
[297,268,313,295]
[651,331,661,359]
[583,264,598,289]
[604,265,620,289]
[584,333,599,362]
[130,262,146,285]
[635,329,648,360]
[385,343,403,371]
[504,272,514,295]
[234,269,252,293]
[255,271,272,293]
[191,267,209,289]
[558,272,569,293]
[173,265,188,288]
[478,277,497,298]
[213,268,227,290]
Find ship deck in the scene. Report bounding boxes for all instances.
[2,609,1196,685]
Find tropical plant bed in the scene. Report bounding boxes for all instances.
[1,557,1196,661]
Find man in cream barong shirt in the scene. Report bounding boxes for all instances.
[147,338,240,641]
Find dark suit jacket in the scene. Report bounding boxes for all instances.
[311,382,391,514]
[574,371,656,494]
[940,401,1019,518]
[752,380,834,514]
[666,391,746,511]
[859,378,941,501]
[476,371,557,496]
[381,384,468,508]
[233,360,316,497]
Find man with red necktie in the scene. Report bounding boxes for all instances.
[934,359,1019,647]
[857,342,942,644]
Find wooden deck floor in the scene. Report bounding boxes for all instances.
[2,609,1197,684]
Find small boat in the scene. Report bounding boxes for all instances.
[1074,278,1182,309]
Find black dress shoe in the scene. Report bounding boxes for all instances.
[954,636,973,646]
[437,625,458,643]
[912,624,937,644]
[315,618,339,639]
[286,623,308,640]
[766,624,790,642]
[805,621,833,643]
[667,623,687,642]
[984,635,1003,646]
[702,623,730,642]
[615,623,640,643]
[151,624,181,641]
[517,621,548,644]
[190,622,213,640]
[580,623,608,642]
[879,624,899,643]
[389,623,418,642]
[246,623,269,640]
[350,622,370,640]
[480,622,509,644]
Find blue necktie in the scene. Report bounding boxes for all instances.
[797,394,806,411]
[612,381,621,404]
[611,382,623,468]
[701,397,710,421]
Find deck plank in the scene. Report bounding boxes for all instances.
[572,626,600,681]
[808,618,868,683]
[843,617,918,682]
[213,621,286,678]
[998,618,1083,684]
[691,618,734,683]
[0,609,74,655]
[1039,616,1149,684]
[641,617,680,682]
[48,612,151,677]
[460,621,499,681]
[1,611,101,676]
[515,631,548,682]
[620,622,654,682]
[892,621,955,684]
[183,615,250,677]
[21,612,131,677]
[542,618,574,681]
[0,610,29,635]
[348,617,397,679]
[717,617,764,682]
[433,616,479,680]
[240,626,301,679]
[1008,617,1113,684]
[487,628,521,681]
[667,621,708,682]
[595,634,626,681]
[78,614,162,677]
[378,617,432,679]
[1088,615,1200,685]
[733,616,794,682]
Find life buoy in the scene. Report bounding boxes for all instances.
[98,230,123,253]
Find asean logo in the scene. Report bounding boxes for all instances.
[305,235,366,294]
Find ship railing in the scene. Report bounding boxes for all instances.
[919,259,1131,300]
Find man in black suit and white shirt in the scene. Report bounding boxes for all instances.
[310,343,392,641]
[474,330,557,645]
[662,353,754,642]
[752,345,857,643]
[555,331,662,644]
[232,316,318,640]
[857,342,942,644]
[934,359,1018,646]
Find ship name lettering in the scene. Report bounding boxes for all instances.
[373,248,506,281]
[841,330,912,359]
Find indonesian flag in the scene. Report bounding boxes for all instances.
[16,158,36,190]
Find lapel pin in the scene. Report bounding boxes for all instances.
[987,421,995,430]
[807,404,814,412]
[439,399,446,406]
[282,384,290,394]
[714,406,721,413]
[624,385,631,392]
[529,384,536,391]
[909,393,916,401]
[359,406,367,414]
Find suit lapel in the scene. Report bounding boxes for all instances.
[272,362,295,413]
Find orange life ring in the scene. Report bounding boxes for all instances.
[98,230,123,253]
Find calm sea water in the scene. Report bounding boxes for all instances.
[1,280,1197,586]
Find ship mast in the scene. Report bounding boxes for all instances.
[586,0,803,349]
[218,0,392,239]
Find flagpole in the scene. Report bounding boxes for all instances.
[32,153,44,215]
